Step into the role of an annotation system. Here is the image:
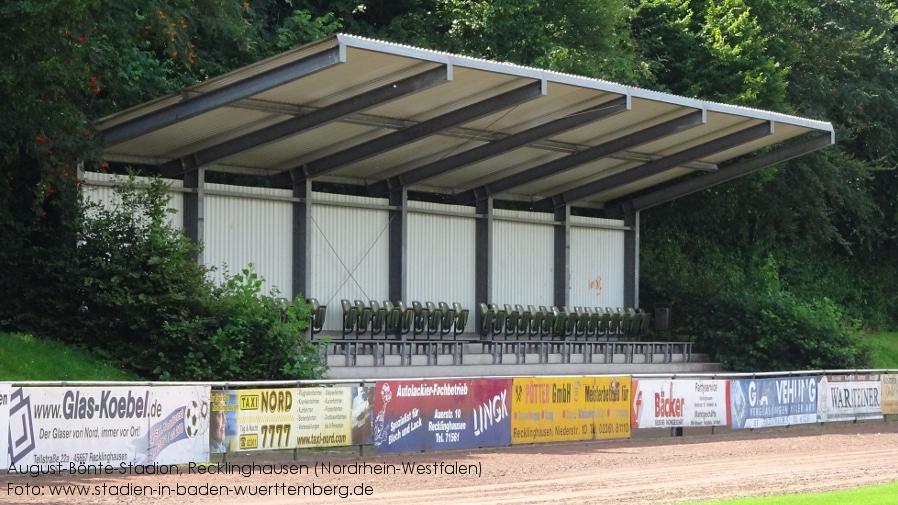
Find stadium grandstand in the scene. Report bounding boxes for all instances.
[91,34,834,379]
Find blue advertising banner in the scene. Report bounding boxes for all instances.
[730,377,818,429]
[373,379,512,453]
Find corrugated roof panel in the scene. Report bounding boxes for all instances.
[590,168,693,204]
[252,58,443,107]
[97,34,835,209]
[331,135,492,182]
[225,122,386,170]
[363,66,535,122]
[460,85,619,135]
[513,158,635,198]
[441,147,569,191]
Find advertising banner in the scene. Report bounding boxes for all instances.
[0,383,10,468]
[6,386,209,470]
[511,377,631,444]
[593,377,632,440]
[373,379,512,453]
[882,374,898,415]
[209,387,372,453]
[730,377,818,429]
[817,375,882,422]
[630,379,730,429]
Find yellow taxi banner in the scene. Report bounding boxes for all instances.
[210,387,371,453]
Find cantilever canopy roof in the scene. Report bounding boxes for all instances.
[97,34,834,213]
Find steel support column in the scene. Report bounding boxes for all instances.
[292,178,312,299]
[553,205,571,308]
[475,198,494,331]
[182,167,205,265]
[623,207,640,309]
[388,188,408,303]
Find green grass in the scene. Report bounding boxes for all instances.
[0,331,141,381]
[684,481,898,504]
[864,331,898,369]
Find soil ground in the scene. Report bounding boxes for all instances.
[3,420,897,505]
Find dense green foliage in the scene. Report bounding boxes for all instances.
[158,267,325,381]
[2,0,897,373]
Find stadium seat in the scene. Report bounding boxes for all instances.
[596,308,610,337]
[539,306,555,339]
[607,307,621,337]
[452,302,469,338]
[515,304,531,337]
[308,298,326,335]
[355,300,373,338]
[412,301,428,338]
[383,301,400,336]
[489,303,507,339]
[396,300,414,338]
[528,305,544,338]
[424,301,441,338]
[341,299,358,338]
[369,300,386,338]
[479,302,496,337]
[504,304,520,338]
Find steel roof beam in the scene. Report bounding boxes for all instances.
[101,46,342,147]
[454,109,705,206]
[366,96,629,197]
[159,65,450,177]
[534,121,773,211]
[270,80,545,188]
[616,132,833,212]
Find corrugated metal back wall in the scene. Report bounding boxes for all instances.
[570,216,625,310]
[492,209,555,307]
[311,193,390,331]
[407,201,477,313]
[204,183,293,297]
[83,174,628,331]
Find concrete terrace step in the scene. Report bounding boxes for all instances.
[325,360,723,380]
[319,338,722,380]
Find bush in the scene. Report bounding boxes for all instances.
[73,175,212,376]
[696,290,871,372]
[157,267,327,381]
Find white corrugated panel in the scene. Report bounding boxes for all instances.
[408,201,477,312]
[492,209,554,306]
[82,172,183,229]
[311,193,390,331]
[204,184,293,297]
[570,216,625,310]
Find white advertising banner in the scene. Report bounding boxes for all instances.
[817,375,882,422]
[6,386,209,471]
[0,383,10,468]
[630,379,731,429]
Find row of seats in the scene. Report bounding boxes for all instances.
[478,304,651,340]
[340,299,470,339]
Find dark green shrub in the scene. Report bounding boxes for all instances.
[697,290,871,372]
[73,175,212,376]
[157,267,326,381]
